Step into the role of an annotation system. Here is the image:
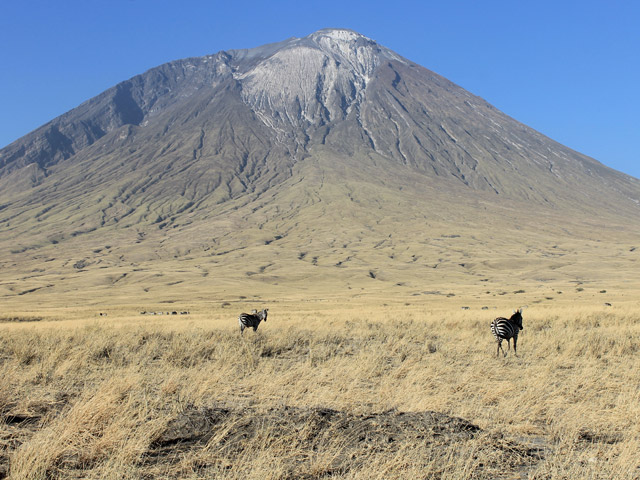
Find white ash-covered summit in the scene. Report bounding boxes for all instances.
[235,29,403,129]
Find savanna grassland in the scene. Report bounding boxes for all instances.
[2,161,638,479]
[1,299,639,479]
[4,25,640,480]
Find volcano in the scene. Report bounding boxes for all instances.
[1,29,638,307]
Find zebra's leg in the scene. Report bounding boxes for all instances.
[506,338,511,353]
[513,336,518,356]
[498,339,508,357]
[240,325,245,335]
[253,326,258,332]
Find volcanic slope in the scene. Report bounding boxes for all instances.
[1,29,639,307]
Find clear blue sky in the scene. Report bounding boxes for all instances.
[1,0,638,178]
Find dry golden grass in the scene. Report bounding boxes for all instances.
[1,300,639,479]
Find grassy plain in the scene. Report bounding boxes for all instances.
[2,183,639,478]
[1,296,639,479]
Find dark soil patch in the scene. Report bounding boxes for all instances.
[148,405,544,478]
[152,405,480,451]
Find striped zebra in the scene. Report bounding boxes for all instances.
[490,309,523,357]
[238,308,268,335]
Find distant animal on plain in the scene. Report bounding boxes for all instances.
[238,309,268,335]
[490,309,524,357]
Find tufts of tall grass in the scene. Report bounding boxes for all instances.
[1,305,639,478]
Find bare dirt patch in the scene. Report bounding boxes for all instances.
[147,405,544,478]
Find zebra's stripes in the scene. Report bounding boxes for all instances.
[490,309,523,357]
[238,308,268,334]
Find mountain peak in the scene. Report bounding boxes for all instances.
[1,30,639,304]
[233,29,387,131]
[303,28,405,66]
[306,28,373,46]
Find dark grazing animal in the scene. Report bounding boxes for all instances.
[490,309,523,357]
[238,308,268,335]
